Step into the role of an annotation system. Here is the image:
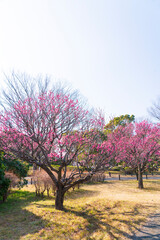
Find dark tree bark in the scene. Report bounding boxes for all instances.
[55,186,65,210]
[2,192,8,202]
[138,165,144,189]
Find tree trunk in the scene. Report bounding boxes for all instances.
[2,192,8,202]
[55,186,65,210]
[138,168,144,189]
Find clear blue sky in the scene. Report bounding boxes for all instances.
[0,0,160,122]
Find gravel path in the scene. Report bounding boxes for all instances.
[131,212,160,239]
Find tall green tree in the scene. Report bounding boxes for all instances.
[104,114,135,134]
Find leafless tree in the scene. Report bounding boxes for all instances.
[149,97,160,121]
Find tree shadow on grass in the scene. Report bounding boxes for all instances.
[21,188,152,240]
[63,203,146,240]
[35,198,147,239]
[0,188,153,240]
[0,190,49,240]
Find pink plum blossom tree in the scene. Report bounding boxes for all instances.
[111,121,160,188]
[0,74,112,210]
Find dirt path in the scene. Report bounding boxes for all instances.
[131,212,160,239]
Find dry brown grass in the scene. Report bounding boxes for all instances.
[32,170,56,197]
[0,180,160,240]
[5,172,20,188]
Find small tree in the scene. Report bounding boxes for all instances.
[32,170,56,197]
[111,121,160,188]
[0,153,10,202]
[149,98,160,121]
[0,73,112,210]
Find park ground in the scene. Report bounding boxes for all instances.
[0,179,160,240]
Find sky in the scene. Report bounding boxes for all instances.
[0,0,160,122]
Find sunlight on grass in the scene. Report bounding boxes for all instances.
[0,180,160,239]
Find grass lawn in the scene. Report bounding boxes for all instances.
[0,180,160,240]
